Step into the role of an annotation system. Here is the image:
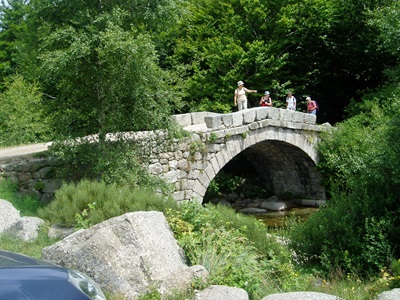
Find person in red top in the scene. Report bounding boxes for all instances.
[306,96,317,115]
[259,91,273,107]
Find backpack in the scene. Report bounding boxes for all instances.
[313,100,319,110]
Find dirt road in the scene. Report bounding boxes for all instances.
[0,143,50,159]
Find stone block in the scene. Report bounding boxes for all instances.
[268,107,281,120]
[255,107,269,121]
[163,170,181,183]
[249,122,259,130]
[215,153,226,170]
[205,115,222,129]
[231,111,243,127]
[243,109,256,124]
[198,172,210,188]
[177,159,189,170]
[172,191,185,201]
[172,114,192,127]
[280,109,292,122]
[304,113,317,124]
[192,181,207,197]
[207,144,221,153]
[42,179,63,194]
[258,119,270,128]
[29,158,50,172]
[191,112,218,125]
[149,163,163,175]
[221,114,233,128]
[18,172,32,182]
[292,111,304,123]
[34,166,53,179]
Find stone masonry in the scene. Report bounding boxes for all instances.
[0,107,327,203]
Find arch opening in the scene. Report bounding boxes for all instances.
[203,140,325,205]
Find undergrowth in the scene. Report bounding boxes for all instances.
[38,179,179,228]
[0,178,44,216]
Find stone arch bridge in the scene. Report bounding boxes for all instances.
[148,107,326,203]
[0,107,327,203]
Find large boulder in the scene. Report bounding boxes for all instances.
[377,288,400,300]
[4,216,45,242]
[0,200,44,241]
[42,211,208,299]
[0,199,20,232]
[196,285,249,300]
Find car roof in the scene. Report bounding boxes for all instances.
[0,251,91,300]
[0,250,55,268]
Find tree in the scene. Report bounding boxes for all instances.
[0,0,29,84]
[169,0,396,123]
[0,74,51,145]
[12,0,185,183]
[17,0,184,137]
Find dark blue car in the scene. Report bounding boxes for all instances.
[0,250,106,300]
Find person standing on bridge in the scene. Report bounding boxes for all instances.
[286,91,296,111]
[260,91,273,107]
[234,81,257,111]
[306,96,318,116]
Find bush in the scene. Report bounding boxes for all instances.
[0,75,52,146]
[38,179,179,228]
[0,179,44,216]
[290,99,400,277]
[166,201,310,299]
[49,139,173,193]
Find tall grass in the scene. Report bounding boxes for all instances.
[0,178,44,216]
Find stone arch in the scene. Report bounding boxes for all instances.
[193,126,324,203]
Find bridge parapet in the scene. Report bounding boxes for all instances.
[172,107,316,132]
[171,112,219,127]
[204,108,316,130]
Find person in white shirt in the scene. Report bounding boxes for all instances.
[286,91,296,111]
[234,81,257,111]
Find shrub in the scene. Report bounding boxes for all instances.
[290,101,400,277]
[0,75,52,146]
[38,179,178,228]
[166,201,309,299]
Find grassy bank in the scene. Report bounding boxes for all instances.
[0,179,395,299]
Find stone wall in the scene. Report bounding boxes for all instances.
[0,108,326,203]
[0,154,64,202]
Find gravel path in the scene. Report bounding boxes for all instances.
[0,143,50,159]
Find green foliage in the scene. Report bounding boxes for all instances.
[49,139,173,193]
[38,179,179,228]
[166,201,307,299]
[0,178,44,216]
[207,132,218,143]
[290,95,400,277]
[0,0,29,82]
[75,202,97,229]
[189,139,206,157]
[0,75,52,146]
[204,171,243,199]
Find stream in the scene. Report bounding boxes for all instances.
[255,207,319,227]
